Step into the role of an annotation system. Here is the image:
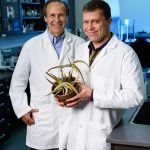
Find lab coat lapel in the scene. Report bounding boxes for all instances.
[90,35,118,69]
[42,31,59,66]
[58,32,72,64]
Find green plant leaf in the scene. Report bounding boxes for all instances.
[46,72,62,84]
[46,59,89,96]
[45,76,54,84]
[63,82,79,94]
[72,60,89,83]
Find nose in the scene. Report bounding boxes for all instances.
[54,15,60,22]
[88,22,94,30]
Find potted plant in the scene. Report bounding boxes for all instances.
[46,60,88,105]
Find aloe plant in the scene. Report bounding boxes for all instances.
[46,60,89,97]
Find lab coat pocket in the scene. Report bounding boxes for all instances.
[87,122,112,150]
[27,104,58,145]
[33,104,54,126]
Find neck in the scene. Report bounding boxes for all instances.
[93,32,112,49]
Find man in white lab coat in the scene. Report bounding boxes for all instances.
[9,0,84,150]
[56,0,145,150]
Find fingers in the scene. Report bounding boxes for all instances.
[21,112,35,125]
[56,100,65,107]
[31,108,39,113]
[21,108,39,126]
[66,94,79,103]
[55,97,65,107]
[55,96,78,107]
[66,99,81,107]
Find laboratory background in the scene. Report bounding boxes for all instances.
[0,0,150,150]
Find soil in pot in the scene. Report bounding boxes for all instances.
[52,84,80,105]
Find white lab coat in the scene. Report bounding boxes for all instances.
[9,29,84,149]
[63,34,144,150]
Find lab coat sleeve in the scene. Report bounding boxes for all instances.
[93,48,145,109]
[9,44,32,118]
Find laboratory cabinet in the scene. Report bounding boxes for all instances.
[0,0,22,36]
[0,44,31,145]
[0,76,12,144]
[0,0,46,36]
[0,46,21,144]
[21,0,46,33]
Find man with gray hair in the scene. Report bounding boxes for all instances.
[9,0,84,150]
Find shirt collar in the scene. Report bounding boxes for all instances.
[88,32,112,53]
[47,29,65,44]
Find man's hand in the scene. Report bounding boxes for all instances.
[65,83,93,107]
[21,108,39,126]
[55,96,66,107]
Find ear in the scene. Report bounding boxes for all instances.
[107,17,112,24]
[44,16,47,23]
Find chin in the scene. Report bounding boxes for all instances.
[53,32,62,37]
[89,37,98,42]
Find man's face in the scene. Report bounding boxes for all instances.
[83,9,111,47]
[44,2,67,37]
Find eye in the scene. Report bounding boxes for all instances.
[49,14,55,18]
[59,13,65,17]
[83,20,88,25]
[94,19,100,24]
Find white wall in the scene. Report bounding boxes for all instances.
[107,0,120,17]
[75,0,150,37]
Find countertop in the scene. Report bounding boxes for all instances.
[0,32,42,49]
[0,32,150,50]
[107,105,150,148]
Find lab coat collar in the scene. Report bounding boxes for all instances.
[42,30,59,65]
[43,29,51,43]
[58,30,72,64]
[90,34,119,68]
[42,29,73,65]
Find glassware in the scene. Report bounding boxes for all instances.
[118,19,136,43]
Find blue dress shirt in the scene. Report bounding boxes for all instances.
[47,30,65,58]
